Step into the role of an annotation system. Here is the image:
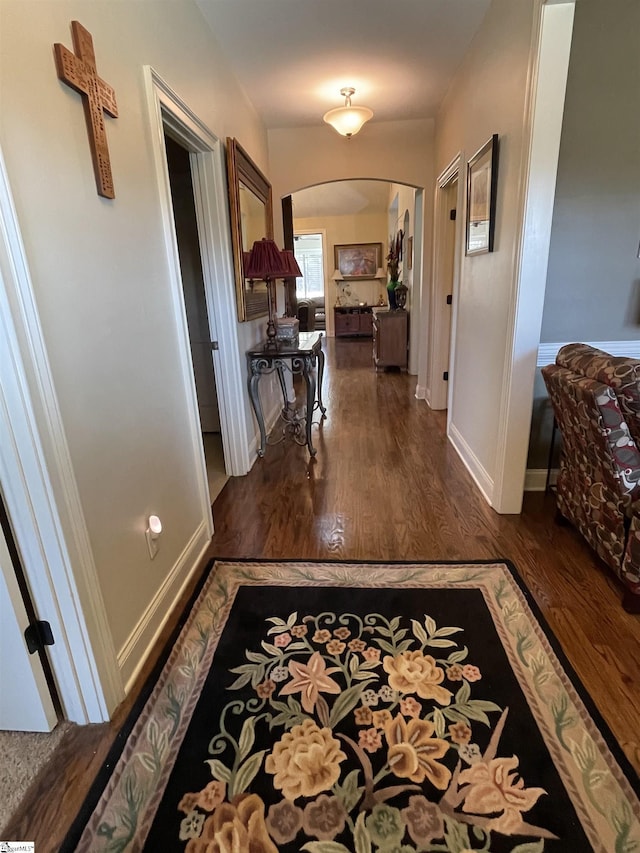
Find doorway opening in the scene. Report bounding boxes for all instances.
[164,134,228,503]
[145,66,250,492]
[428,159,462,412]
[293,231,326,331]
[284,179,421,352]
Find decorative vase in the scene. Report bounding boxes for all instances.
[387,280,398,310]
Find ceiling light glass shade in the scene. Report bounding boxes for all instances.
[323,104,373,137]
[323,87,373,138]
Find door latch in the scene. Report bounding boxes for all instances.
[24,620,55,655]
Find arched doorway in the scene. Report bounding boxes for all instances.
[281,178,424,376]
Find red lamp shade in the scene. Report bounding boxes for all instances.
[244,238,290,280]
[243,239,298,344]
[280,249,302,278]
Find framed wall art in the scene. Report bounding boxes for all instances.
[466,134,499,255]
[334,242,382,280]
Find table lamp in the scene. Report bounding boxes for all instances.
[244,239,301,344]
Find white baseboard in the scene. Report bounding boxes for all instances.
[117,518,212,691]
[524,468,558,491]
[414,383,427,401]
[448,421,494,506]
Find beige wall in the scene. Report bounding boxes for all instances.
[434,0,538,502]
[294,213,388,335]
[0,0,268,678]
[269,120,435,201]
[269,119,434,376]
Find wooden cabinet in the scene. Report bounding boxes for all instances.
[334,306,373,337]
[372,308,408,369]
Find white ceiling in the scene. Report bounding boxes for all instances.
[292,180,392,218]
[196,0,491,130]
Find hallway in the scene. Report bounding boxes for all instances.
[211,337,494,561]
[4,337,639,850]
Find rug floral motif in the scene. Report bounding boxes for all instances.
[71,562,640,853]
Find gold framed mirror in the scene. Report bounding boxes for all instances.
[226,138,273,322]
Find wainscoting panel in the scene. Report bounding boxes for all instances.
[537,341,640,367]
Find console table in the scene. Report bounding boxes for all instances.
[334,305,373,337]
[246,332,326,457]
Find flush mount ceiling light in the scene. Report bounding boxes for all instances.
[323,87,373,138]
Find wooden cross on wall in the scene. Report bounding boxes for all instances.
[54,21,118,199]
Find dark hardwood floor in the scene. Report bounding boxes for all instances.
[4,337,639,850]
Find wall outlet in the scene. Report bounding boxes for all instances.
[145,515,162,560]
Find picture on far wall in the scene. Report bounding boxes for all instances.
[466,133,499,255]
[334,242,382,280]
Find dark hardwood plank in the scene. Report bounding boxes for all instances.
[4,337,639,850]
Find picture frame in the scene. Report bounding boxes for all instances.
[407,236,413,270]
[465,134,499,255]
[334,242,382,280]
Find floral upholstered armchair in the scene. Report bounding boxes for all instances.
[541,343,640,612]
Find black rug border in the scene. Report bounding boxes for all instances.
[60,557,639,851]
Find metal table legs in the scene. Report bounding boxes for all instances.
[247,348,325,457]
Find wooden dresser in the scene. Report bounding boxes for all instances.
[372,308,408,369]
[334,305,373,337]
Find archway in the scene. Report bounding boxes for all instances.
[281,178,425,376]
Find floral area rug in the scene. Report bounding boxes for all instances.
[64,561,640,852]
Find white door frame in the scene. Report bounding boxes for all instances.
[0,516,58,731]
[0,148,121,723]
[492,0,575,512]
[427,156,464,411]
[407,187,423,379]
[143,67,250,481]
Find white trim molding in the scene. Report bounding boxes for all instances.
[448,421,494,506]
[426,154,463,413]
[143,66,251,483]
[118,519,211,690]
[491,0,575,514]
[537,341,640,367]
[0,147,122,722]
